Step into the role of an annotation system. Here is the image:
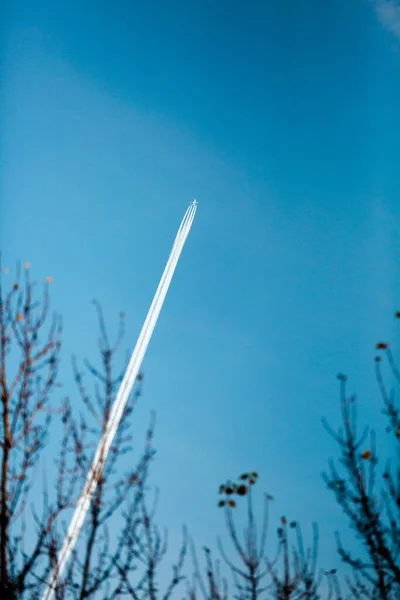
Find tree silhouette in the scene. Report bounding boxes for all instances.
[190,473,331,600]
[0,258,187,599]
[4,255,399,600]
[322,332,400,599]
[189,543,228,600]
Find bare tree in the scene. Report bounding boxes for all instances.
[189,543,228,600]
[113,469,187,600]
[322,329,400,599]
[7,256,400,600]
[265,518,322,600]
[189,473,328,600]
[0,259,187,599]
[1,259,63,599]
[216,473,270,600]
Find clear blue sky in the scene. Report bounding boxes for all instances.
[2,0,400,593]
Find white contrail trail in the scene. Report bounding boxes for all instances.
[42,200,197,600]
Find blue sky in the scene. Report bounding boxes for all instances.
[2,0,400,594]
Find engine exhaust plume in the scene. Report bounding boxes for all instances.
[42,200,197,600]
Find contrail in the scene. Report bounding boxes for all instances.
[42,200,197,600]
